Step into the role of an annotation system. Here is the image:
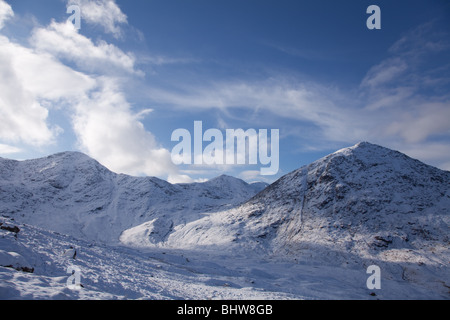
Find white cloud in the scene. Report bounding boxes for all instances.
[0,4,188,181]
[0,22,98,148]
[384,101,450,144]
[72,77,180,178]
[31,20,140,76]
[395,142,450,171]
[0,35,67,146]
[0,0,13,30]
[0,143,21,155]
[167,174,196,184]
[440,162,450,171]
[7,41,96,101]
[68,0,127,38]
[238,170,273,184]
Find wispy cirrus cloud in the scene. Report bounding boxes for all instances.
[149,79,350,137]
[358,23,450,164]
[146,21,450,170]
[361,57,409,93]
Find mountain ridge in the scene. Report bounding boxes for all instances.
[0,142,448,299]
[0,151,267,244]
[1,142,448,250]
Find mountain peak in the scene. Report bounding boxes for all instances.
[203,174,249,189]
[333,141,385,156]
[354,141,377,148]
[168,143,449,285]
[319,141,434,173]
[211,174,245,182]
[45,151,99,163]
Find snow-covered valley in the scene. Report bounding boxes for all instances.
[0,142,449,300]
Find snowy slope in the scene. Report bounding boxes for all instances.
[2,215,446,300]
[0,152,267,245]
[144,142,449,251]
[153,142,450,297]
[0,142,448,299]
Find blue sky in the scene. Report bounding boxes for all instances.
[0,0,449,183]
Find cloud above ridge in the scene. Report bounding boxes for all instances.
[0,0,185,181]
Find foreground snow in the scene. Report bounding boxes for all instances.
[1,217,447,300]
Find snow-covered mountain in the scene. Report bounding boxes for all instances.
[0,142,448,299]
[146,142,449,297]
[143,142,449,253]
[0,152,267,244]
